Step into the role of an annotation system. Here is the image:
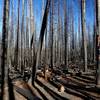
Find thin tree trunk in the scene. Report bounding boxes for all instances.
[20,0,25,75]
[50,0,54,70]
[64,0,68,69]
[14,0,20,70]
[81,0,87,72]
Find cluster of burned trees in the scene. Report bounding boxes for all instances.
[0,0,100,98]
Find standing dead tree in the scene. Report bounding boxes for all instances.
[81,0,87,72]
[64,0,68,69]
[20,0,25,75]
[14,0,20,70]
[96,0,100,86]
[50,0,54,70]
[30,0,51,85]
[1,0,9,99]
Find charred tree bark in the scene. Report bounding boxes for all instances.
[96,0,100,86]
[30,0,50,85]
[81,0,87,72]
[14,0,20,70]
[64,0,68,69]
[20,0,25,75]
[50,0,54,70]
[1,0,9,99]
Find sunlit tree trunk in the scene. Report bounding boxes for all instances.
[8,0,14,69]
[25,0,30,68]
[30,0,34,66]
[20,0,25,75]
[57,0,61,65]
[54,38,57,65]
[81,0,87,72]
[78,10,82,61]
[14,0,20,70]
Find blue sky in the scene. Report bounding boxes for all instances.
[0,0,3,34]
[0,0,95,36]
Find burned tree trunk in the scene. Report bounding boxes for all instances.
[20,0,25,75]
[30,0,50,85]
[50,0,54,70]
[1,0,9,99]
[64,0,68,69]
[14,0,20,70]
[81,0,87,72]
[96,0,100,86]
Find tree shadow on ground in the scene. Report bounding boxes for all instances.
[35,79,69,100]
[55,77,100,100]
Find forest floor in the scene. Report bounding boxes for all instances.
[0,68,100,100]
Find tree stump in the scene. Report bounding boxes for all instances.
[58,84,65,92]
